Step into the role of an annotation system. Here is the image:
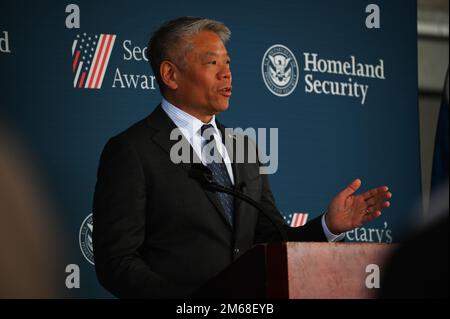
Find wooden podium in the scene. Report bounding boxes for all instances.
[192,242,397,299]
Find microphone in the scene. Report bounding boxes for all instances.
[189,163,288,242]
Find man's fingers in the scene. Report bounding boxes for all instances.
[367,201,391,213]
[362,201,390,225]
[341,178,362,197]
[357,188,391,227]
[361,186,389,200]
[365,192,392,207]
[361,210,381,224]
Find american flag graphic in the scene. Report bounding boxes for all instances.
[284,212,309,227]
[72,33,116,89]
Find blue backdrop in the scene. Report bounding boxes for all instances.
[0,0,420,298]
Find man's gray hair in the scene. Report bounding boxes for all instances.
[147,16,231,94]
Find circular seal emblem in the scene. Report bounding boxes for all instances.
[261,44,299,97]
[79,213,94,265]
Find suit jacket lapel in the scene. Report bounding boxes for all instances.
[145,105,233,230]
[146,105,198,172]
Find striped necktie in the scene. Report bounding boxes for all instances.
[200,124,234,226]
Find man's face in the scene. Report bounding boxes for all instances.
[174,31,232,117]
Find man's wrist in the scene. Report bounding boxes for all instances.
[321,212,345,242]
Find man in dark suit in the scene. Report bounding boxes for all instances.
[93,16,392,298]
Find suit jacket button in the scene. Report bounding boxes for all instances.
[234,248,240,255]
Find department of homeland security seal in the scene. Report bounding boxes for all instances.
[262,44,299,97]
[79,213,94,265]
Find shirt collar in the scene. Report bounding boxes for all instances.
[161,98,220,139]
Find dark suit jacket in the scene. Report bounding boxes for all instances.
[93,105,327,298]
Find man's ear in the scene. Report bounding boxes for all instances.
[160,61,178,90]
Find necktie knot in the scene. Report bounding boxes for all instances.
[200,124,215,143]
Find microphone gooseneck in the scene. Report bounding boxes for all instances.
[189,163,288,242]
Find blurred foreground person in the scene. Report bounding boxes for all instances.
[0,119,64,298]
[380,68,449,299]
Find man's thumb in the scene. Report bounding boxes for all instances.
[341,178,361,197]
